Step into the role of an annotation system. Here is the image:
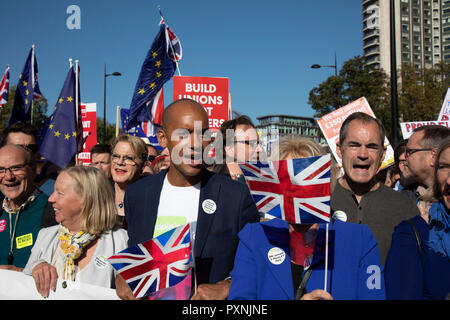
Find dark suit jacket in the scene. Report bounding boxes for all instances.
[124,168,260,285]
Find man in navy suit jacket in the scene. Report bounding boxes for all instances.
[116,99,260,300]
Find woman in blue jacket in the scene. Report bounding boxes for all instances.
[385,138,450,300]
[228,136,386,300]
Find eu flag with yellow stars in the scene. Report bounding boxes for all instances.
[121,108,147,138]
[6,47,43,127]
[39,67,79,169]
[128,22,178,129]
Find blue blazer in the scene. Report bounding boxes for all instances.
[385,215,450,300]
[124,169,260,285]
[228,218,386,300]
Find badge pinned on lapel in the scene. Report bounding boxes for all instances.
[202,199,217,214]
[267,247,286,265]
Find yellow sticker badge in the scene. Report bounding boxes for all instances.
[16,233,33,249]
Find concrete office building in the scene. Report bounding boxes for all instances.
[362,0,450,74]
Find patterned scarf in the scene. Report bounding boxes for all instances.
[428,201,450,259]
[56,225,97,281]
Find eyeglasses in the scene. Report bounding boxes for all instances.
[148,155,157,162]
[405,147,433,157]
[235,140,260,148]
[0,163,30,177]
[111,154,138,166]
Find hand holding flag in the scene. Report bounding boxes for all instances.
[108,223,193,299]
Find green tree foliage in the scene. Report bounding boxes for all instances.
[308,55,389,118]
[0,85,48,132]
[397,62,450,122]
[96,117,118,145]
[309,55,450,140]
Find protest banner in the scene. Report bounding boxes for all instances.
[317,97,394,170]
[77,102,97,165]
[437,87,450,121]
[400,120,450,139]
[173,75,229,131]
[0,269,119,300]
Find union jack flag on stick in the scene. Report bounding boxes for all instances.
[108,223,193,299]
[239,155,331,224]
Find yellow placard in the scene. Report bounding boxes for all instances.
[16,233,33,249]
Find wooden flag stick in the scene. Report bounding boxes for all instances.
[116,106,120,137]
[30,45,35,124]
[324,223,329,292]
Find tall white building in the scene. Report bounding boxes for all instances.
[362,0,450,74]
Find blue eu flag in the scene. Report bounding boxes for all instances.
[6,47,42,127]
[121,108,147,138]
[39,67,79,168]
[128,23,176,129]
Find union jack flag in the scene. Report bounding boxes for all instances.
[108,223,193,299]
[239,155,331,224]
[0,66,9,109]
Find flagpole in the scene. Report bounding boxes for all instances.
[116,106,120,137]
[75,60,79,124]
[229,93,232,120]
[157,5,182,76]
[75,60,80,166]
[324,223,329,292]
[30,44,35,124]
[189,223,197,298]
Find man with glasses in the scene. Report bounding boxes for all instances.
[214,115,263,183]
[331,112,420,264]
[406,125,450,191]
[0,145,50,271]
[142,143,159,176]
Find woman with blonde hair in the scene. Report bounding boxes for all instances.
[23,166,128,298]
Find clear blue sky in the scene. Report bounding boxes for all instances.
[0,0,363,126]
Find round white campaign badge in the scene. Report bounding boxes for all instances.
[202,199,217,215]
[267,247,286,265]
[332,210,348,222]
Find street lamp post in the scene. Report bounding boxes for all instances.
[311,53,338,76]
[103,64,121,144]
[390,0,399,146]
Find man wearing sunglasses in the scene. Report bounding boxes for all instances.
[406,125,450,191]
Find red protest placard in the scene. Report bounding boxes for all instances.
[77,102,97,165]
[173,76,229,131]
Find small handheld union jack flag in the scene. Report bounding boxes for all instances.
[108,223,193,299]
[239,155,331,224]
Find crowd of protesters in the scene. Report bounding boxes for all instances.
[0,98,449,300]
